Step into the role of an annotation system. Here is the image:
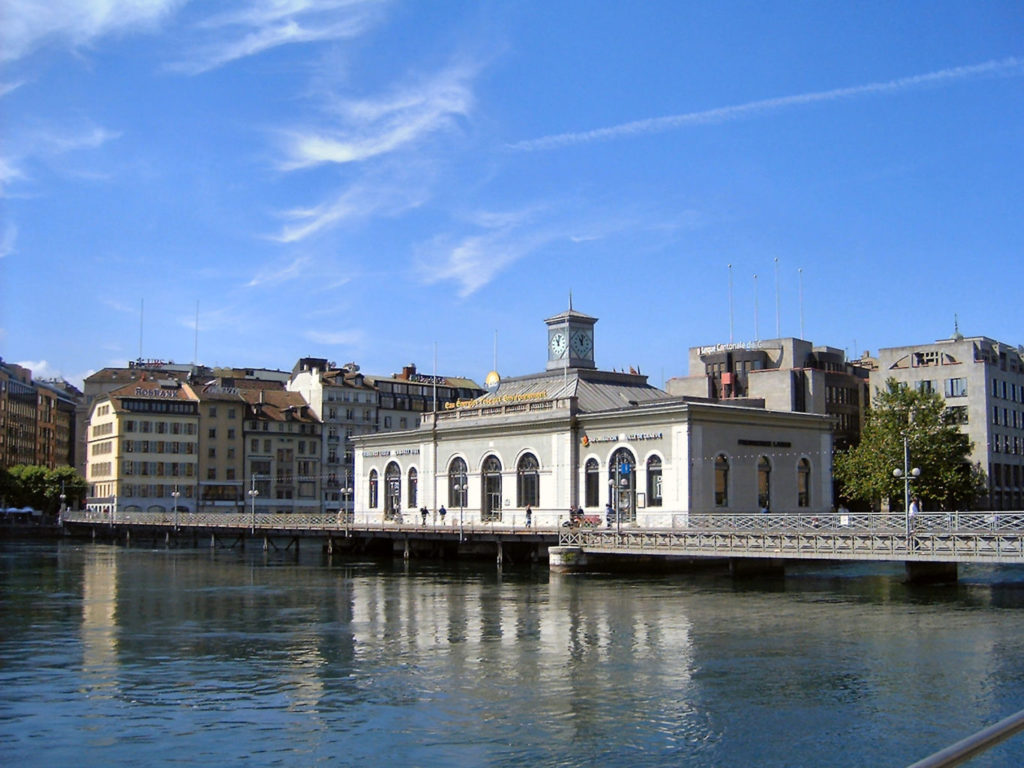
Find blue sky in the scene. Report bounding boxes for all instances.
[2,1,1022,390]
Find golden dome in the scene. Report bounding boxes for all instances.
[485,370,501,389]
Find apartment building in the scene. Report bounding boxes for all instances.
[875,333,1024,510]
[242,389,322,515]
[0,359,80,470]
[86,377,200,517]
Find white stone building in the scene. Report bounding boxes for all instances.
[352,308,834,527]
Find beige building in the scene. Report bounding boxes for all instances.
[874,333,1024,510]
[242,389,323,515]
[86,377,200,517]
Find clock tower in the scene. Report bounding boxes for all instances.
[545,305,597,371]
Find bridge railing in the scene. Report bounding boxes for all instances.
[62,509,1024,535]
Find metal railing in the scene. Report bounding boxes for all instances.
[907,706,1024,767]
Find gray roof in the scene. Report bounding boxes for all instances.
[476,368,672,414]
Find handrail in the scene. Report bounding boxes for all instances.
[906,707,1024,768]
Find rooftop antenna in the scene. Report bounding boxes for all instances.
[569,290,573,311]
[774,257,781,338]
[433,342,438,414]
[798,267,805,340]
[493,329,498,372]
[753,273,759,342]
[193,300,199,364]
[139,298,144,360]
[728,264,734,343]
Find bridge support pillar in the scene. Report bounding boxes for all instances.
[730,557,785,579]
[403,537,410,560]
[549,546,587,572]
[905,561,958,584]
[497,541,503,567]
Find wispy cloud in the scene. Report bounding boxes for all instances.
[1,0,182,63]
[273,174,428,242]
[510,57,1024,151]
[304,328,364,346]
[246,254,312,287]
[171,0,385,74]
[1,123,120,196]
[0,222,17,258]
[416,208,556,298]
[279,63,475,170]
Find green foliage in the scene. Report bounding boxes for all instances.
[2,465,87,512]
[834,379,987,511]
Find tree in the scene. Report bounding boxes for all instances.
[834,379,986,511]
[4,465,87,513]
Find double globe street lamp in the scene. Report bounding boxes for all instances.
[893,435,921,537]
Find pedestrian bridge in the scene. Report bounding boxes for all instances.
[61,510,1024,579]
[561,511,1024,564]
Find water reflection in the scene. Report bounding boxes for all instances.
[3,543,1024,767]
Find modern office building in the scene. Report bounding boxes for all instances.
[666,338,871,454]
[352,308,834,527]
[874,333,1024,510]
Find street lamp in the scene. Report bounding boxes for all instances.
[171,485,181,531]
[248,475,260,534]
[454,482,466,540]
[339,486,352,523]
[893,435,920,536]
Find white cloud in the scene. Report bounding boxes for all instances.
[279,64,475,170]
[0,222,17,258]
[0,0,183,62]
[511,57,1024,151]
[170,0,385,74]
[246,254,311,287]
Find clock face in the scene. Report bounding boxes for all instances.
[549,332,568,357]
[571,331,593,357]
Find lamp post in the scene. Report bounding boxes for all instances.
[454,482,465,540]
[248,475,260,534]
[893,435,920,537]
[340,486,352,523]
[171,485,180,531]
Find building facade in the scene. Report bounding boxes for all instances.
[86,378,200,517]
[1,359,80,471]
[874,334,1024,510]
[352,310,834,527]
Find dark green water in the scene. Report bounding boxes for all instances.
[3,541,1024,767]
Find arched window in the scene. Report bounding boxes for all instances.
[646,456,663,507]
[797,458,810,508]
[385,462,401,519]
[584,458,600,508]
[369,469,378,509]
[448,457,467,508]
[517,453,539,508]
[408,467,418,508]
[482,455,503,522]
[714,455,729,507]
[757,456,771,511]
[609,447,636,523]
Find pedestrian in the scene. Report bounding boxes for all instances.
[420,505,428,526]
[605,502,615,528]
[525,505,532,528]
[439,505,447,525]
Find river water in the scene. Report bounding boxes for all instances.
[3,541,1024,767]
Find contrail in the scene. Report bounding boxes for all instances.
[509,57,1024,151]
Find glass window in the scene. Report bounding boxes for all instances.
[944,378,968,398]
[408,468,418,508]
[517,453,540,508]
[482,455,503,522]
[384,462,401,518]
[714,455,729,507]
[368,470,378,508]
[797,458,811,507]
[646,456,662,507]
[584,458,600,508]
[448,457,468,508]
[757,456,771,511]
